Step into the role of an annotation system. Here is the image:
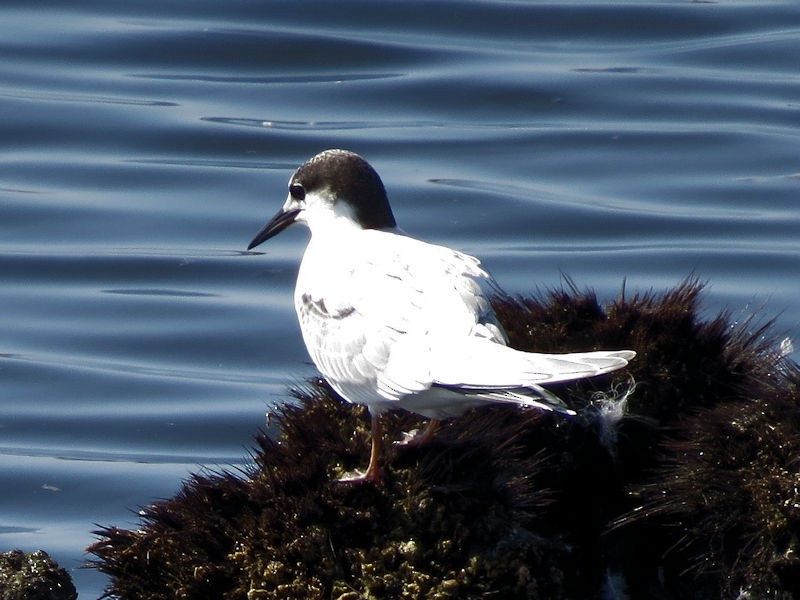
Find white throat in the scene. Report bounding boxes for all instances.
[301,191,365,238]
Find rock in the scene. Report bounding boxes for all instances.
[0,550,77,600]
[88,278,800,599]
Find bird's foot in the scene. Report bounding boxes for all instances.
[337,466,383,486]
[394,419,440,448]
[394,428,423,447]
[336,414,384,486]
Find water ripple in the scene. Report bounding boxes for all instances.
[2,2,799,596]
[131,72,400,84]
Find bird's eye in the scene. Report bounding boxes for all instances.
[289,183,306,201]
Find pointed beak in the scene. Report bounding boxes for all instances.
[247,207,302,250]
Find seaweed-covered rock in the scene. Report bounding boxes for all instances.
[91,391,575,599]
[628,365,800,599]
[0,550,77,600]
[89,279,799,599]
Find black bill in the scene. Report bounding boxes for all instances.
[247,208,302,250]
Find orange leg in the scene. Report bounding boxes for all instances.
[364,414,384,483]
[339,413,384,485]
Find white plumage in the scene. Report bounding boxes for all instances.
[248,149,635,483]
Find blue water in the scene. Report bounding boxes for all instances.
[1,1,799,596]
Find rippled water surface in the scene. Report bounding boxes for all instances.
[2,1,799,596]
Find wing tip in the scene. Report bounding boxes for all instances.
[614,350,636,362]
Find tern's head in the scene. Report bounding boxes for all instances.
[247,149,397,250]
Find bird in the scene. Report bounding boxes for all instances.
[247,149,635,484]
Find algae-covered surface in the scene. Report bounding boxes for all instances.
[89,281,800,599]
[0,550,77,600]
[90,392,575,600]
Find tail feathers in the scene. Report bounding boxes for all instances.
[426,346,635,417]
[430,341,636,390]
[432,382,576,416]
[544,350,636,382]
